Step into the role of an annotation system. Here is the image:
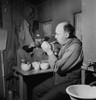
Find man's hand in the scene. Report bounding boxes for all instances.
[41,41,53,55]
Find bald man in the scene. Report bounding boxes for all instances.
[32,22,83,100]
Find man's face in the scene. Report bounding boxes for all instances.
[55,22,69,44]
[55,28,68,44]
[55,31,65,44]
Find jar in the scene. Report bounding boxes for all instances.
[21,59,31,71]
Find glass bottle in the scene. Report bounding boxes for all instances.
[7,90,13,100]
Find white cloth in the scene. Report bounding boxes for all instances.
[19,20,34,48]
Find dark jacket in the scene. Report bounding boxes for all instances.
[54,38,83,85]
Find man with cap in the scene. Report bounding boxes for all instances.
[32,22,83,100]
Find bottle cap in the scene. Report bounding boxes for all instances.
[21,59,26,63]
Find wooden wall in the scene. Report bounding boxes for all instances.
[36,0,81,34]
[82,0,96,64]
[0,0,36,97]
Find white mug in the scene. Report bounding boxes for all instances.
[32,62,40,70]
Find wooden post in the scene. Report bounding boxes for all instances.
[1,50,6,97]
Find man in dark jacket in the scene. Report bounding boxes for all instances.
[32,22,83,100]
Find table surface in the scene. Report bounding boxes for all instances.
[13,66,54,76]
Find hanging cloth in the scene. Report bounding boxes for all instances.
[19,20,34,48]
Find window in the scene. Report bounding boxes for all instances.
[74,11,82,41]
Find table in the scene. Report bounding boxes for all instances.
[81,64,95,84]
[13,66,54,100]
